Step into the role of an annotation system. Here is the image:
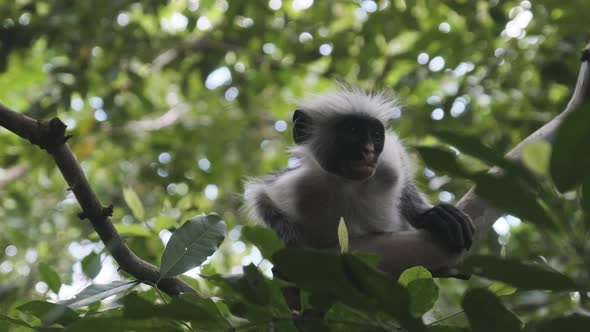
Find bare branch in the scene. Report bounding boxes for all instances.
[349,42,590,277]
[0,105,199,296]
[0,164,29,191]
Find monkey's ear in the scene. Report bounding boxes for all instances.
[293,109,312,144]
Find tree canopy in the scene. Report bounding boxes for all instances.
[1,0,590,331]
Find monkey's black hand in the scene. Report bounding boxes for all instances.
[413,203,474,252]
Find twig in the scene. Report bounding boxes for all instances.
[0,104,200,297]
[0,164,29,190]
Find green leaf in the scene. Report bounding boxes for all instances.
[39,262,62,294]
[462,255,577,291]
[528,314,590,332]
[462,289,522,332]
[241,225,284,259]
[521,141,552,176]
[0,314,33,328]
[399,266,432,286]
[159,214,226,279]
[324,303,374,331]
[59,280,139,309]
[63,317,182,332]
[273,249,427,332]
[583,175,590,219]
[205,266,294,330]
[550,104,590,192]
[122,292,232,330]
[488,281,517,296]
[399,267,437,316]
[415,146,468,177]
[17,300,79,326]
[154,215,177,231]
[407,279,438,316]
[81,252,102,279]
[435,130,534,183]
[472,173,554,230]
[338,217,349,253]
[123,187,145,221]
[428,326,470,332]
[114,224,152,237]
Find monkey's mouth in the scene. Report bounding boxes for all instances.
[348,161,377,179]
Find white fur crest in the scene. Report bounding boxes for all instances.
[297,87,399,124]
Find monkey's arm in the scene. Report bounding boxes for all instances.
[400,181,474,252]
[253,192,306,247]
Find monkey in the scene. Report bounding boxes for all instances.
[244,88,474,253]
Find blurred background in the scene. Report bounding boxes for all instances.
[1,0,589,324]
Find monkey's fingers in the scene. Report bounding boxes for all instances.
[438,204,474,250]
[417,206,464,253]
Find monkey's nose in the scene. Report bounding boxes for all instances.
[363,143,374,153]
[362,143,375,161]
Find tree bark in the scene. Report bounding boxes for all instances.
[0,106,199,297]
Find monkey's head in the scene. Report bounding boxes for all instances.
[293,109,386,181]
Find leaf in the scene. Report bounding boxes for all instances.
[528,314,590,332]
[273,249,427,332]
[115,224,152,237]
[462,255,577,291]
[398,267,437,316]
[415,146,468,177]
[204,266,294,330]
[472,173,555,230]
[0,314,33,328]
[435,130,535,183]
[488,281,517,296]
[39,262,62,293]
[407,279,438,316]
[17,300,79,326]
[521,141,552,176]
[81,252,102,279]
[59,280,139,309]
[338,217,349,253]
[550,103,590,192]
[428,326,470,332]
[241,225,284,259]
[123,187,145,221]
[340,254,427,331]
[462,289,522,332]
[398,266,432,286]
[325,303,374,331]
[159,214,226,279]
[154,215,177,231]
[583,175,590,220]
[63,317,182,332]
[122,292,232,330]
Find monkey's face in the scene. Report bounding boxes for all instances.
[317,115,385,180]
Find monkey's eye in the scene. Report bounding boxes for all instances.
[350,125,358,134]
[371,130,384,141]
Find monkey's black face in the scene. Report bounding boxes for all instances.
[311,115,384,180]
[293,110,386,180]
[323,115,385,180]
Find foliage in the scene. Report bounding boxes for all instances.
[1,0,590,331]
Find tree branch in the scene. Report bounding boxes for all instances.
[0,105,199,297]
[0,164,29,191]
[349,41,590,277]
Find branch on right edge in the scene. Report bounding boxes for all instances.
[458,41,590,248]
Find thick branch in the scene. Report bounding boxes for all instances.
[0,105,199,297]
[350,42,590,277]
